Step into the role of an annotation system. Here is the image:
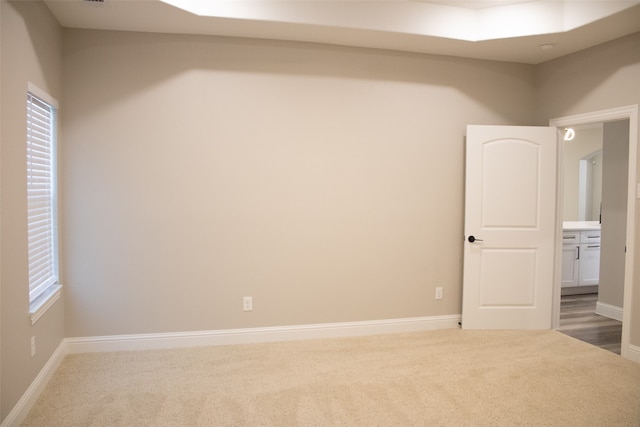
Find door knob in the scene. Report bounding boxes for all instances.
[468,235,483,243]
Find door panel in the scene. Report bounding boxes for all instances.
[561,244,579,287]
[479,249,537,306]
[482,140,540,227]
[579,244,601,286]
[463,125,557,329]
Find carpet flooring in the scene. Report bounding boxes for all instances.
[23,329,640,426]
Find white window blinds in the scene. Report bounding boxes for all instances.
[27,91,58,303]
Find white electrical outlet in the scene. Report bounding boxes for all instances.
[435,287,443,300]
[243,296,253,311]
[31,336,36,357]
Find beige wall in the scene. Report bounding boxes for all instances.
[534,31,640,346]
[0,1,64,421]
[61,29,535,338]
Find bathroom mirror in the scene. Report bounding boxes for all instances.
[562,124,603,222]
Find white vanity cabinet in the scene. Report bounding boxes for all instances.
[578,230,601,286]
[561,225,600,289]
[561,232,579,287]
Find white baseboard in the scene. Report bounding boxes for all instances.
[0,341,67,427]
[627,344,640,363]
[595,301,624,321]
[65,314,461,354]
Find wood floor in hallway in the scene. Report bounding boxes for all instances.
[558,293,622,354]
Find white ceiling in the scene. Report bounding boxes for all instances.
[43,0,640,64]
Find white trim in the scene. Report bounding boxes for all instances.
[29,285,62,325]
[66,315,461,354]
[0,342,67,427]
[550,106,638,128]
[595,301,623,322]
[551,126,565,331]
[27,81,58,108]
[628,344,640,363]
[550,104,638,361]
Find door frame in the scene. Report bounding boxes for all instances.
[550,104,638,360]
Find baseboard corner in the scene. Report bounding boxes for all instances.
[626,344,640,363]
[1,341,67,427]
[595,301,623,322]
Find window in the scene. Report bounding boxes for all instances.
[27,83,61,323]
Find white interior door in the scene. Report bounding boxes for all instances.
[462,125,558,329]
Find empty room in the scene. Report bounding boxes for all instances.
[2,0,640,425]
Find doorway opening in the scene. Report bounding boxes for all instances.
[558,122,623,353]
[550,105,638,360]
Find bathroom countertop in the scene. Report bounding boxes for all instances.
[563,221,601,231]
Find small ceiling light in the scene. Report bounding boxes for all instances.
[540,43,555,50]
[564,128,575,141]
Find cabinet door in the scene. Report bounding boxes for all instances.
[580,231,601,244]
[579,243,600,286]
[561,244,579,287]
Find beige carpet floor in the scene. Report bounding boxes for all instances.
[23,329,640,426]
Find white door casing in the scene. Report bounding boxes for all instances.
[550,105,637,360]
[462,125,558,329]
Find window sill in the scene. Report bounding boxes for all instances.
[30,285,62,325]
